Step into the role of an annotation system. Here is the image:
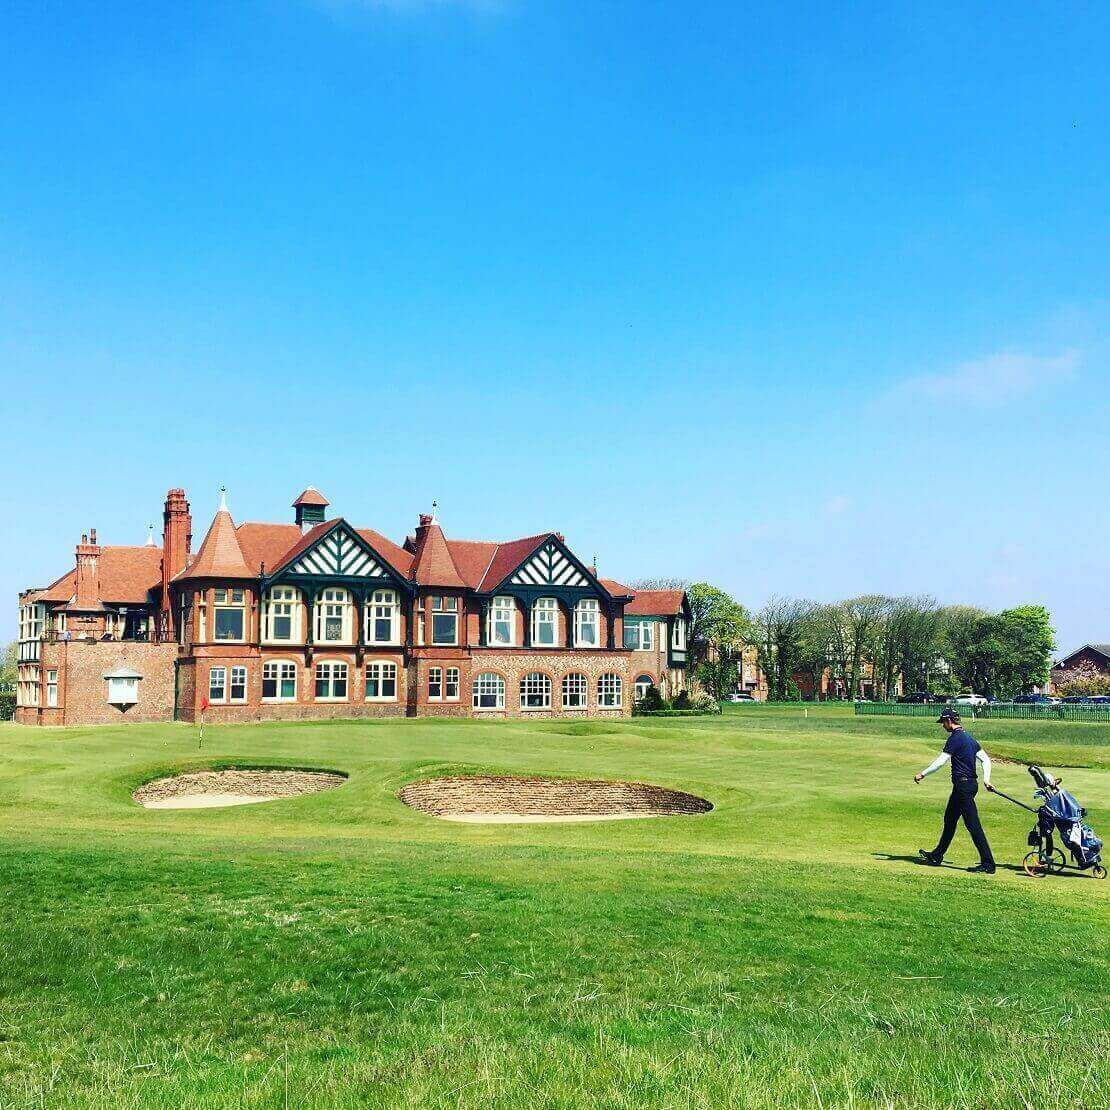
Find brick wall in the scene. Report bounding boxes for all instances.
[468,650,632,718]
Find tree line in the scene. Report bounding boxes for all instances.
[664,583,1055,702]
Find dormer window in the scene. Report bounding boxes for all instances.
[488,596,515,646]
[214,588,246,642]
[531,598,558,647]
[366,590,399,644]
[574,599,599,647]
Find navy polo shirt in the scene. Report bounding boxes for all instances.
[944,728,981,781]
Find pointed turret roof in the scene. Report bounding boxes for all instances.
[174,492,254,581]
[292,486,329,508]
[410,513,467,588]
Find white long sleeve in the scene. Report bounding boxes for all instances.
[976,749,992,787]
[919,751,951,778]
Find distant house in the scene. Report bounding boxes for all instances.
[1049,644,1110,693]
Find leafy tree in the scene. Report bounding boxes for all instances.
[695,655,740,701]
[0,641,16,688]
[631,577,689,590]
[1058,676,1110,697]
[995,605,1055,695]
[879,596,944,696]
[753,596,819,701]
[841,595,891,699]
[686,583,751,667]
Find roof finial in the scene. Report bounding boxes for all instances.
[591,554,598,575]
[218,485,228,513]
[145,524,156,547]
[431,499,438,524]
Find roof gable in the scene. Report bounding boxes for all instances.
[508,537,590,588]
[268,520,408,585]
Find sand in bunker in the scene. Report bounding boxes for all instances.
[399,775,712,823]
[134,769,346,810]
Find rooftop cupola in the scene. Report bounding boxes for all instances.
[293,486,329,533]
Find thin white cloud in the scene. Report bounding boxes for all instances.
[892,348,1080,407]
[825,495,850,516]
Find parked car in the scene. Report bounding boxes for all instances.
[728,692,756,703]
[1014,694,1055,705]
[953,693,989,707]
[898,691,933,703]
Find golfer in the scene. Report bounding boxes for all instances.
[914,709,996,874]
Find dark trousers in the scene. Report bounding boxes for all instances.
[933,778,994,866]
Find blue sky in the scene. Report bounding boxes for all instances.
[2,1,1108,651]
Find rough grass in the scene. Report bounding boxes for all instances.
[0,706,1106,1107]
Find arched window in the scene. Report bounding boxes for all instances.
[575,599,599,647]
[488,596,516,646]
[472,672,505,709]
[263,587,300,642]
[365,661,397,701]
[520,672,551,710]
[314,588,352,643]
[562,672,588,709]
[365,589,399,644]
[634,674,654,702]
[531,598,558,647]
[262,660,297,701]
[598,672,622,708]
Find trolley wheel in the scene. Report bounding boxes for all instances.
[1094,864,1107,880]
[1023,850,1047,877]
[1045,848,1067,874]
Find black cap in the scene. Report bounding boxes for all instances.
[937,709,961,723]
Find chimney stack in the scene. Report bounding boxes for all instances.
[73,528,103,611]
[160,488,192,630]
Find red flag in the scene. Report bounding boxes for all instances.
[200,696,209,712]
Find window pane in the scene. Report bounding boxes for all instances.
[273,614,292,640]
[432,614,457,644]
[215,608,244,640]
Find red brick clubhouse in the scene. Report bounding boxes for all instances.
[16,488,690,726]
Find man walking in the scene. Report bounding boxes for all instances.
[915,709,996,874]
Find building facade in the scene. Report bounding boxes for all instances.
[1049,644,1110,693]
[15,487,689,726]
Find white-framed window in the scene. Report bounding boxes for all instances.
[196,595,207,641]
[19,603,44,643]
[263,587,299,642]
[520,672,551,710]
[445,666,460,700]
[634,674,654,702]
[262,660,297,701]
[575,599,600,647]
[488,596,515,646]
[208,666,227,703]
[562,672,588,709]
[229,665,247,703]
[366,590,400,645]
[213,588,246,642]
[54,612,67,635]
[624,619,654,651]
[107,675,138,705]
[315,660,348,700]
[531,597,558,646]
[416,606,426,645]
[598,672,622,708]
[428,666,443,700]
[431,597,458,645]
[17,664,41,707]
[472,672,505,710]
[672,618,687,651]
[366,661,397,701]
[315,589,352,643]
[46,669,58,708]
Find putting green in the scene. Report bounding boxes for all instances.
[0,706,1106,1108]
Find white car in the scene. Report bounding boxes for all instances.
[953,693,989,707]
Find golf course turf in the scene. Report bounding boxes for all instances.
[0,705,1106,1107]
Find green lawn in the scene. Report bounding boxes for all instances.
[0,706,1106,1108]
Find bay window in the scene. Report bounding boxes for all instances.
[574,599,599,647]
[366,590,399,644]
[314,660,348,700]
[672,618,687,651]
[431,597,458,645]
[314,589,352,643]
[366,661,397,701]
[262,661,297,701]
[531,598,558,647]
[488,596,515,646]
[263,587,299,642]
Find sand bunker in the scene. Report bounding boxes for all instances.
[398,775,712,823]
[134,769,347,810]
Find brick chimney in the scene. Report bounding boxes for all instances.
[160,488,192,629]
[73,529,103,611]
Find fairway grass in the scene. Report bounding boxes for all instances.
[0,707,1106,1107]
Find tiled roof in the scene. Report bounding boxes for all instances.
[38,547,163,606]
[356,529,414,578]
[1056,643,1110,665]
[625,588,685,616]
[175,510,254,581]
[236,522,303,575]
[476,534,552,592]
[411,521,467,588]
[599,578,635,598]
[292,487,329,507]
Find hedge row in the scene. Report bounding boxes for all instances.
[0,693,15,721]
